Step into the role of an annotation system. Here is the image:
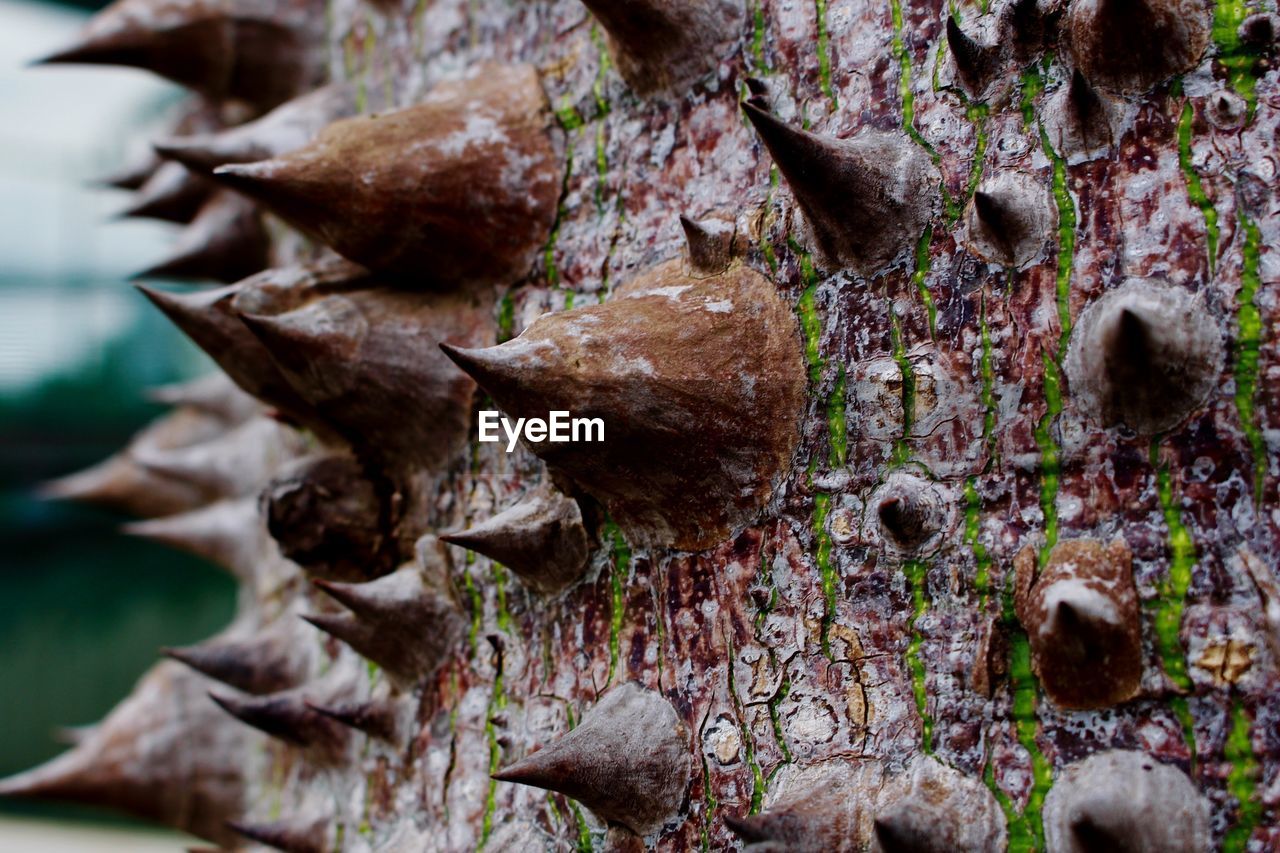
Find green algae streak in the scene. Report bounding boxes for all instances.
[903,558,934,752]
[1150,440,1196,693]
[1176,99,1219,271]
[1223,698,1261,852]
[914,226,938,336]
[604,521,630,685]
[815,0,837,106]
[1233,214,1265,503]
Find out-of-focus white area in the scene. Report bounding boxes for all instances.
[0,287,136,389]
[0,0,180,279]
[0,0,192,392]
[0,816,193,851]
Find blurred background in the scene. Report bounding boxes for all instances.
[0,0,238,846]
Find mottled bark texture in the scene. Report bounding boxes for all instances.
[7,0,1280,850]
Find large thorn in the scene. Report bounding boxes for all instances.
[210,63,562,284]
[1066,0,1212,93]
[440,259,806,550]
[33,0,327,108]
[1042,69,1121,163]
[154,84,361,175]
[1043,751,1210,851]
[135,278,330,437]
[132,191,269,283]
[1063,278,1223,434]
[741,100,938,275]
[442,486,590,594]
[578,0,745,96]
[0,661,250,846]
[233,276,494,468]
[1013,538,1143,709]
[123,496,266,581]
[493,683,690,835]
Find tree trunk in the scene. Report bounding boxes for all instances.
[5,0,1278,850]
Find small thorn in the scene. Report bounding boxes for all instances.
[0,660,251,845]
[32,0,325,108]
[131,192,269,284]
[210,161,277,200]
[874,474,946,552]
[304,558,465,684]
[579,0,744,96]
[144,372,260,423]
[1065,278,1223,434]
[742,99,938,274]
[225,816,329,853]
[161,625,306,695]
[51,724,96,746]
[153,84,361,175]
[1012,539,1143,708]
[972,191,1015,259]
[437,342,520,401]
[235,280,490,468]
[679,215,735,275]
[118,162,213,224]
[305,699,398,741]
[872,805,947,853]
[964,173,1054,269]
[209,691,344,750]
[1045,751,1210,852]
[492,683,689,836]
[135,279,324,432]
[122,497,264,580]
[722,813,777,844]
[95,151,161,191]
[946,16,1000,95]
[1068,69,1106,129]
[31,40,136,69]
[1069,813,1127,848]
[874,755,1008,851]
[1239,12,1277,46]
[1003,0,1046,61]
[441,486,590,594]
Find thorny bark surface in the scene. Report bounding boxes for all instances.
[25,0,1280,849]
[287,0,1280,848]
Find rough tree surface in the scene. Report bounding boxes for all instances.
[7,0,1280,850]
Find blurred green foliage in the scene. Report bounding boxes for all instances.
[0,280,236,825]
